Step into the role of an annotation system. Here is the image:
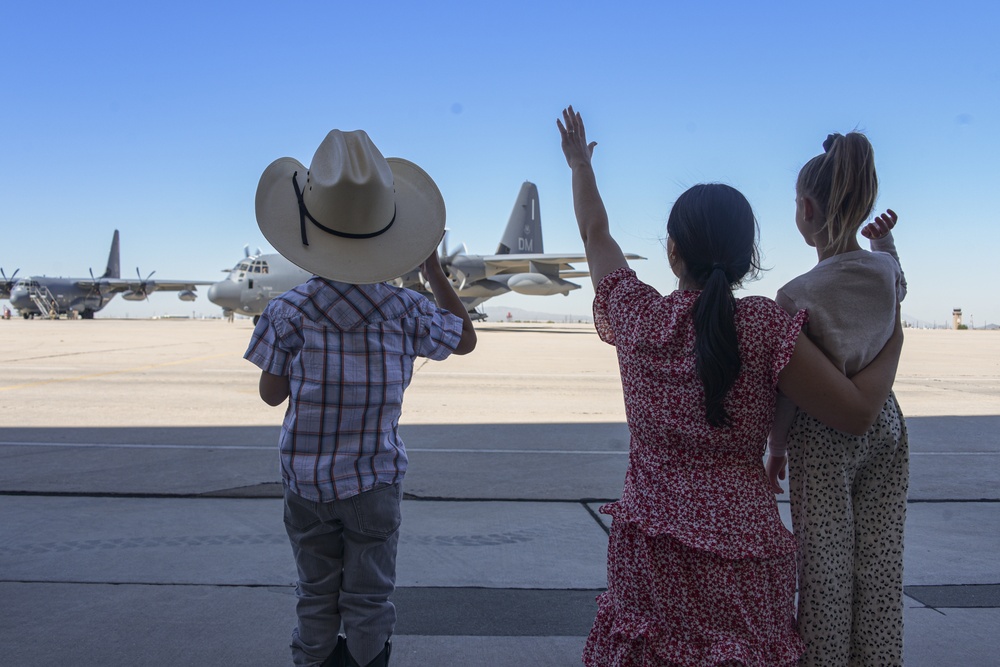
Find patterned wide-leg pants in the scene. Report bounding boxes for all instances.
[788,391,908,667]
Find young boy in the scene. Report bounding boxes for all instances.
[245,129,476,667]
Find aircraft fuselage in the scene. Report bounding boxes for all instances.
[10,277,113,319]
[207,254,312,318]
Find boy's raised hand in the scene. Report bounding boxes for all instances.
[861,208,898,240]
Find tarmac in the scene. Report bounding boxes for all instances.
[0,318,998,666]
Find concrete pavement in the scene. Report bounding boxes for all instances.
[1,319,998,665]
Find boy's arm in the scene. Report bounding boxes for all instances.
[421,252,477,355]
[259,371,289,406]
[245,307,293,406]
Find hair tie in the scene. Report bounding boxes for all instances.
[711,262,726,273]
[822,133,842,153]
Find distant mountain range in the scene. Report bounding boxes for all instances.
[481,305,593,323]
[479,307,997,330]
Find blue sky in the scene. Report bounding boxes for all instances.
[2,1,997,326]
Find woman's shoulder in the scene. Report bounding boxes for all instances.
[736,294,786,318]
[735,295,803,340]
[596,267,692,313]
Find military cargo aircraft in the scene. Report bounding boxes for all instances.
[9,230,213,319]
[208,181,644,322]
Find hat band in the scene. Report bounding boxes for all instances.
[292,171,396,246]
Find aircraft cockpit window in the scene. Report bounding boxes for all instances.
[260,262,269,274]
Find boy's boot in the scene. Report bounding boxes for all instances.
[345,640,391,667]
[321,635,347,667]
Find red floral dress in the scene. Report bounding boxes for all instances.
[584,268,808,667]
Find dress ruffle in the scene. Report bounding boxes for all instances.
[584,522,805,667]
[584,600,803,667]
[604,455,798,560]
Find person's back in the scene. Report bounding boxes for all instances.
[249,276,461,502]
[777,244,903,375]
[245,129,476,667]
[597,273,808,565]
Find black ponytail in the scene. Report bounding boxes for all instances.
[693,266,740,426]
[667,184,760,428]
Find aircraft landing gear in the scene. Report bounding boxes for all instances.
[81,310,94,320]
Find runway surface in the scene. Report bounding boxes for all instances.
[1,318,998,665]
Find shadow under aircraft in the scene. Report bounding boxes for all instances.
[208,181,645,322]
[8,230,214,319]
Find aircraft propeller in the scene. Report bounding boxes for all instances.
[1,267,19,297]
[88,268,103,299]
[135,267,156,299]
[437,231,469,289]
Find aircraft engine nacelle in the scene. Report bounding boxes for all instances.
[76,296,103,312]
[177,290,197,302]
[506,273,580,296]
[389,269,422,289]
[448,256,486,286]
[121,290,146,301]
[456,279,507,298]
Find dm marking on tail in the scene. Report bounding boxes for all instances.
[495,182,541,255]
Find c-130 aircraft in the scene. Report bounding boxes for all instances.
[7,230,213,319]
[207,181,644,322]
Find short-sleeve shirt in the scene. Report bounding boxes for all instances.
[245,277,463,502]
[594,268,807,559]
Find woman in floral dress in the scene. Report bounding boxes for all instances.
[557,107,903,666]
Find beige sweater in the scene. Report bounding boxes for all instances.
[768,234,906,455]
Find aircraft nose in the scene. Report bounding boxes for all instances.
[207,281,241,311]
[10,288,28,308]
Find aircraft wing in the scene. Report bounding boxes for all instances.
[479,252,645,275]
[75,279,215,293]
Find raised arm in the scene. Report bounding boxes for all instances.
[421,251,477,355]
[558,106,628,288]
[777,312,903,435]
[863,208,907,301]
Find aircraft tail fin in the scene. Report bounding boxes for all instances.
[102,229,121,279]
[495,181,542,255]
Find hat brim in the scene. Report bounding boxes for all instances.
[255,157,445,284]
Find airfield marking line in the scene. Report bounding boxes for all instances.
[0,353,232,392]
[0,441,629,455]
[0,441,997,456]
[419,372,620,378]
[8,342,195,364]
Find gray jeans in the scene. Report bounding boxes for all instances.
[283,483,402,667]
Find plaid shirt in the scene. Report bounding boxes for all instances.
[245,277,463,501]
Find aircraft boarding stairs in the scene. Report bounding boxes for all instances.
[29,284,59,318]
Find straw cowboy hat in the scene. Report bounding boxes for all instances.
[255,129,445,284]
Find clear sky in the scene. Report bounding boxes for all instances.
[2,1,997,326]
